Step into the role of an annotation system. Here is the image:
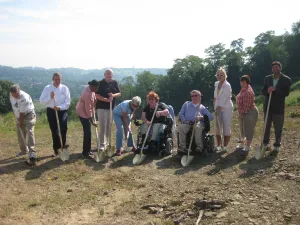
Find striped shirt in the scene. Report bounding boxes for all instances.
[236,84,256,114]
[113,100,133,116]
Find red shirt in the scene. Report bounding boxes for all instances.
[236,85,256,114]
[76,86,97,119]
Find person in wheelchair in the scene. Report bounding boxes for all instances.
[138,91,170,153]
[178,90,214,153]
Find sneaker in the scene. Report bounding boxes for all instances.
[16,151,27,157]
[263,144,269,150]
[100,144,105,151]
[116,148,124,156]
[222,146,228,152]
[29,152,36,158]
[215,146,222,152]
[273,146,280,151]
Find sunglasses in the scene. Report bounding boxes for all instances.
[217,74,224,77]
[191,95,199,97]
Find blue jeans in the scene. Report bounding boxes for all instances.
[79,116,91,156]
[113,113,134,150]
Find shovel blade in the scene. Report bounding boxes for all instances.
[181,155,194,167]
[106,145,115,157]
[132,154,146,165]
[254,145,265,160]
[58,148,69,161]
[94,151,100,162]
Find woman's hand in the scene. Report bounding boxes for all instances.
[156,111,161,117]
[146,121,152,125]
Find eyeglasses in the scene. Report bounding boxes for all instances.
[191,95,199,97]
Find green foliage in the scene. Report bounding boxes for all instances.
[0,80,13,114]
[0,112,15,131]
[68,98,80,121]
[291,81,300,91]
[289,111,300,118]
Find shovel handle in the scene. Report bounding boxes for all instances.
[260,92,272,146]
[140,103,159,156]
[53,97,64,150]
[187,103,202,159]
[93,109,100,151]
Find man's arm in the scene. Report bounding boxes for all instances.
[59,86,71,110]
[178,102,188,123]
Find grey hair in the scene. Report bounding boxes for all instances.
[131,96,141,107]
[104,68,113,75]
[10,84,20,94]
[190,90,201,96]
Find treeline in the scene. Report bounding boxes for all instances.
[1,20,300,115]
[119,20,300,112]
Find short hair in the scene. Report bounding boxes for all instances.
[272,61,282,68]
[216,67,227,79]
[52,72,62,80]
[131,96,141,107]
[190,90,201,96]
[240,75,250,84]
[104,69,113,75]
[10,84,20,94]
[88,79,99,87]
[147,91,159,101]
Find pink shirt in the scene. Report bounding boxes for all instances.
[76,86,96,119]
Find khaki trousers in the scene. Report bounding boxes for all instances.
[179,122,204,151]
[17,111,36,153]
[97,109,111,146]
[239,107,258,141]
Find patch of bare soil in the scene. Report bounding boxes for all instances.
[0,110,300,225]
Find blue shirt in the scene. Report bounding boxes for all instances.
[113,100,133,116]
[179,101,214,123]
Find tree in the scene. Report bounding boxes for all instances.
[0,80,13,114]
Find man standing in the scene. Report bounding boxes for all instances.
[262,61,292,156]
[95,69,121,150]
[10,84,36,164]
[40,72,71,157]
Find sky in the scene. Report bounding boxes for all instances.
[0,0,299,69]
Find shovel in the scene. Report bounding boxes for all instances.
[255,92,272,160]
[133,103,159,165]
[93,110,105,162]
[54,98,69,161]
[124,114,134,152]
[18,126,31,165]
[106,101,115,157]
[181,103,201,167]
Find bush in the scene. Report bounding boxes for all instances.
[289,111,300,118]
[291,81,300,91]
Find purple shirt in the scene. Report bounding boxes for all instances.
[179,101,214,123]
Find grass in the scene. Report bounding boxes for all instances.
[0,90,300,224]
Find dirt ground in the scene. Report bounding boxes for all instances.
[0,108,300,225]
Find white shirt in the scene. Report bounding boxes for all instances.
[214,80,233,110]
[10,90,35,118]
[39,83,71,110]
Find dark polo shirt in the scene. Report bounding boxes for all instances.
[95,79,120,110]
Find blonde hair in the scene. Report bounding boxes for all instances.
[216,67,227,79]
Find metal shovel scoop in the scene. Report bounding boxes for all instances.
[181,103,201,167]
[255,92,272,160]
[133,103,159,165]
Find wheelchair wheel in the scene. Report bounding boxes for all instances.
[165,138,173,156]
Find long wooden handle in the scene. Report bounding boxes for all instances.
[187,103,202,158]
[54,97,63,150]
[261,92,272,145]
[216,114,223,146]
[109,101,112,146]
[140,103,159,156]
[93,109,99,150]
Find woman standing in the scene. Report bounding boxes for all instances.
[113,96,141,156]
[214,68,234,152]
[76,80,99,159]
[236,75,258,155]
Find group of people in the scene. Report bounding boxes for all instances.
[9,61,292,164]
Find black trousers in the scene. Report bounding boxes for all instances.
[47,108,68,154]
[263,113,284,147]
[79,116,91,156]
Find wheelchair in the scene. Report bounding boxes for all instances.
[177,114,215,157]
[134,117,175,158]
